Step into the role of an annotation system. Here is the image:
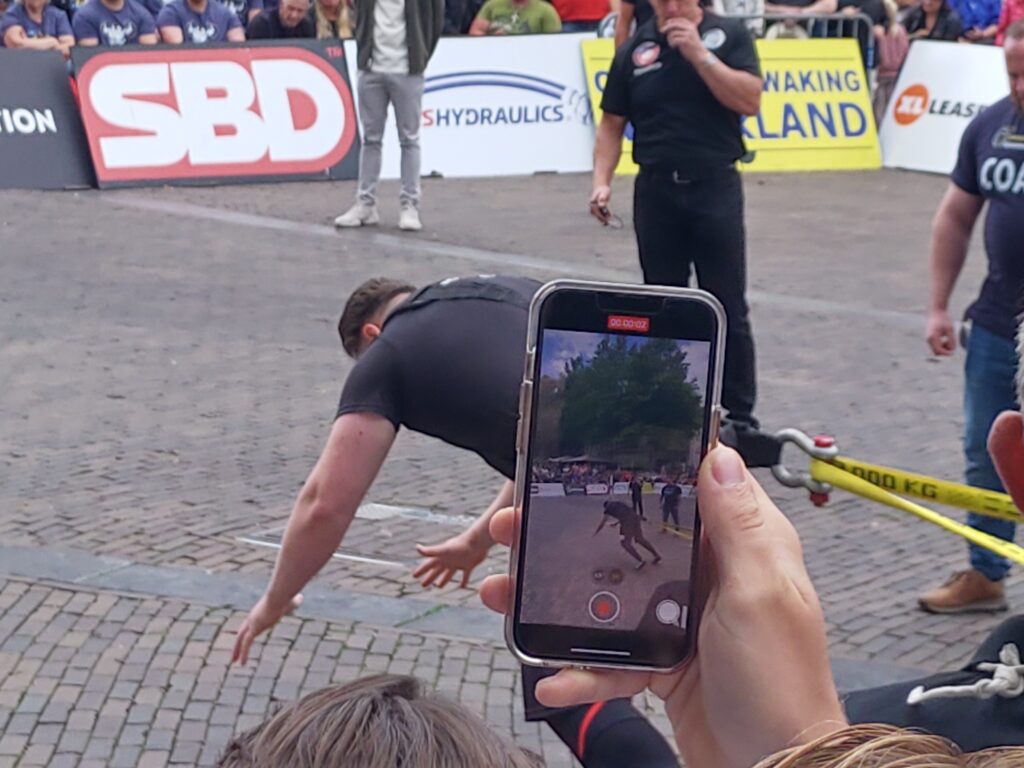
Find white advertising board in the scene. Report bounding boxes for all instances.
[531,482,566,497]
[879,41,1008,175]
[344,34,594,179]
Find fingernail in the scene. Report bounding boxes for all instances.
[711,448,745,487]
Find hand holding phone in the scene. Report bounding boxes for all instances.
[482,447,847,768]
[508,281,726,672]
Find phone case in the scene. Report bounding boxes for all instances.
[505,279,727,672]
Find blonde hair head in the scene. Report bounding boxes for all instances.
[217,674,543,768]
[755,724,1024,768]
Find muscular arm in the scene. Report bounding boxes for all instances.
[929,184,983,314]
[160,25,184,41]
[613,1,633,47]
[593,113,627,189]
[697,57,762,116]
[926,183,983,355]
[465,480,513,548]
[3,27,59,49]
[766,0,836,11]
[263,413,396,607]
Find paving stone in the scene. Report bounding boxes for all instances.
[0,173,1009,767]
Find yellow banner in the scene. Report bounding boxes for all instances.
[581,38,639,175]
[580,38,882,175]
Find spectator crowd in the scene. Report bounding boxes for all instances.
[0,0,615,50]
[1,0,1019,54]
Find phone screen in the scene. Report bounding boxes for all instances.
[513,287,721,669]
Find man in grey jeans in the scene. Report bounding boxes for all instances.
[334,0,444,232]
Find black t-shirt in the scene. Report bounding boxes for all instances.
[901,4,961,39]
[621,0,653,28]
[601,13,760,172]
[951,97,1024,341]
[246,8,314,37]
[603,501,641,535]
[335,276,540,479]
[661,483,683,508]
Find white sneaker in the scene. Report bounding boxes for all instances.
[398,204,422,232]
[334,202,379,228]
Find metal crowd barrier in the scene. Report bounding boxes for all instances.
[599,10,877,74]
[743,11,877,69]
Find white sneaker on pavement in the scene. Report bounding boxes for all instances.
[334,202,379,228]
[398,204,422,232]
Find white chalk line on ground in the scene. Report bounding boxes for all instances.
[104,195,922,330]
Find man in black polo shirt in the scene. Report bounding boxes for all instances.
[230,274,679,767]
[591,0,763,435]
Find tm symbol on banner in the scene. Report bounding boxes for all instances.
[325,46,343,58]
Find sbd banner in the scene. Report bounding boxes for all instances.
[72,40,360,188]
[879,41,1007,175]
[0,49,94,190]
[581,38,881,174]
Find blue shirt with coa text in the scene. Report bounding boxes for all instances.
[951,96,1024,340]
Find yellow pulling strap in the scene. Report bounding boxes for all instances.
[810,459,1024,566]
[828,455,1021,523]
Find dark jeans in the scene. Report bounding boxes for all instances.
[634,166,758,427]
[963,325,1019,580]
[631,495,644,518]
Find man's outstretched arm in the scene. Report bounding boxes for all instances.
[232,413,396,664]
[414,479,514,588]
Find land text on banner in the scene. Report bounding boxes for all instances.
[581,37,881,175]
[73,40,360,188]
[879,40,1007,175]
[0,49,94,190]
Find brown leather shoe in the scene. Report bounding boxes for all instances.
[919,569,1009,614]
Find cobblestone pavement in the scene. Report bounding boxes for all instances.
[2,170,1020,764]
[0,576,616,767]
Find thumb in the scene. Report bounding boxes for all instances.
[697,446,773,579]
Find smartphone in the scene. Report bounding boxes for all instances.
[507,280,725,672]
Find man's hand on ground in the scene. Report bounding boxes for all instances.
[413,531,490,589]
[231,593,303,666]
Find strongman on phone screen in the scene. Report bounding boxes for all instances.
[596,500,662,569]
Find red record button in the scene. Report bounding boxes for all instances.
[588,591,621,623]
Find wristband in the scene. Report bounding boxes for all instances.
[700,51,718,69]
